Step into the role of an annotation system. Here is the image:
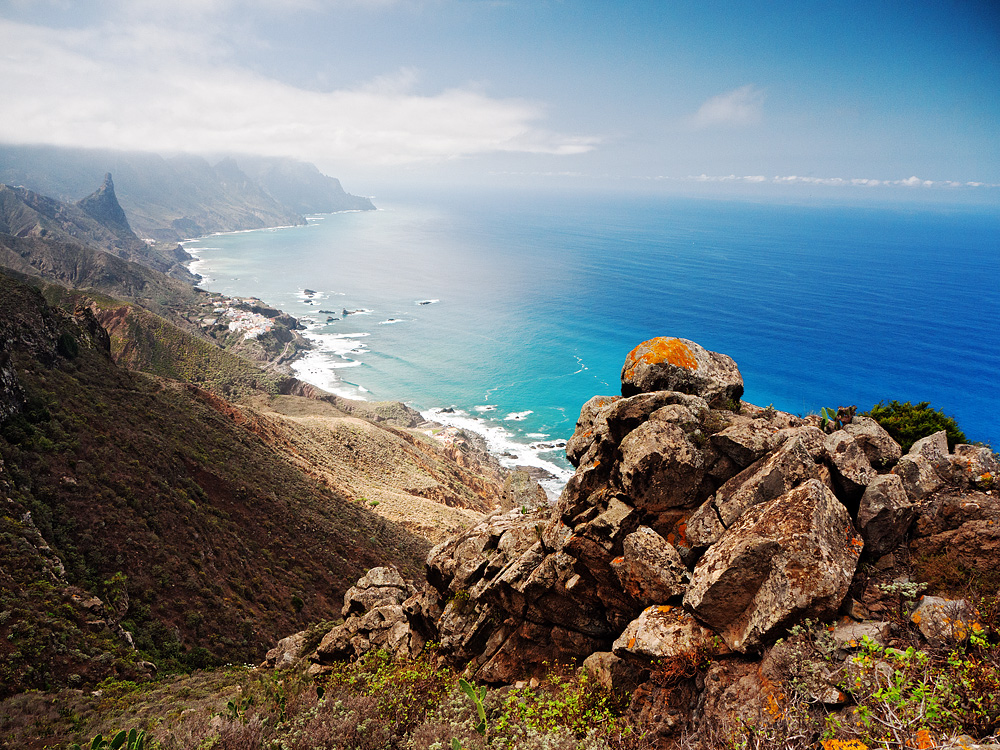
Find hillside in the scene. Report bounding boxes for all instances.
[0,180,195,281]
[0,145,375,241]
[0,269,435,693]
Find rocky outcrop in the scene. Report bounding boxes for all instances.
[276,337,998,745]
[621,337,743,407]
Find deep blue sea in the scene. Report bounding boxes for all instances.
[185,190,1000,494]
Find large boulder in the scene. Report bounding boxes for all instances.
[843,415,902,469]
[610,526,690,605]
[621,337,743,408]
[893,431,951,501]
[342,566,416,618]
[824,430,876,503]
[613,604,722,661]
[857,473,916,558]
[684,479,861,652]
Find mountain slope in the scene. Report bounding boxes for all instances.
[0,145,374,240]
[0,180,196,281]
[0,269,431,692]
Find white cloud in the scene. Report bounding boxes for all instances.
[690,84,764,128]
[0,18,597,166]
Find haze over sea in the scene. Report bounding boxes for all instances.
[186,189,1000,494]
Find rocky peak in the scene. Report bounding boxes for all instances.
[76,173,134,237]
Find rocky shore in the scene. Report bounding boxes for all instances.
[263,336,1000,746]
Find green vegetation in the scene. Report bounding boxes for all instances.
[866,400,968,452]
[0,651,648,749]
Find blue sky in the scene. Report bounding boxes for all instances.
[0,0,997,199]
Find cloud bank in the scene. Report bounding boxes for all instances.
[0,17,597,166]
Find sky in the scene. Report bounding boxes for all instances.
[0,0,998,199]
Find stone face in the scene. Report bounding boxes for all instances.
[621,337,743,408]
[857,474,916,558]
[610,526,689,605]
[843,416,902,469]
[714,429,828,528]
[342,566,415,618]
[910,596,981,646]
[614,418,709,513]
[613,604,721,661]
[830,620,891,650]
[711,418,779,469]
[824,430,876,501]
[684,479,861,652]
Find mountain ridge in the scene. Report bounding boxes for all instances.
[0,144,375,241]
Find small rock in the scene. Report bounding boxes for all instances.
[910,596,982,646]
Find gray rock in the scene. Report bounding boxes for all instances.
[620,337,743,408]
[714,429,829,528]
[843,416,902,468]
[610,526,690,605]
[264,630,308,668]
[910,596,981,646]
[342,566,415,618]
[684,479,862,653]
[613,604,722,661]
[711,418,779,469]
[566,395,619,467]
[824,430,876,501]
[614,418,710,513]
[857,474,916,557]
[951,444,999,489]
[582,651,644,699]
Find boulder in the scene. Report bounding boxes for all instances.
[684,479,861,652]
[621,337,743,408]
[824,430,876,503]
[893,430,952,501]
[613,415,711,513]
[565,395,619,467]
[342,566,416,618]
[582,651,645,699]
[951,444,999,489]
[613,604,721,661]
[857,474,916,558]
[843,416,902,469]
[910,596,982,646]
[711,418,779,469]
[714,428,828,528]
[610,527,689,606]
[263,630,307,668]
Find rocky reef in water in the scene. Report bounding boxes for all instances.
[266,336,999,744]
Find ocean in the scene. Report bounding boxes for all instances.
[185,189,1000,495]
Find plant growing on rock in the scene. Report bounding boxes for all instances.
[866,400,968,452]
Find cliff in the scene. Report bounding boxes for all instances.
[0,144,375,241]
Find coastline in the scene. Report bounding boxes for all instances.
[182,222,575,499]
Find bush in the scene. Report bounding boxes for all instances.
[866,400,968,452]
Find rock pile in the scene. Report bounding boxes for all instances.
[279,337,999,742]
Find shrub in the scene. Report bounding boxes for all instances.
[866,400,968,452]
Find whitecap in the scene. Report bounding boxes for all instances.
[378,318,406,325]
[526,433,549,439]
[415,299,439,306]
[505,411,533,421]
[474,405,497,412]
[421,407,572,501]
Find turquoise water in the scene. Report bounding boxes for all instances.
[185,190,1000,491]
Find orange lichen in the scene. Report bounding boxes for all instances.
[628,637,636,649]
[821,741,869,750]
[623,337,698,380]
[611,556,625,565]
[915,728,935,749]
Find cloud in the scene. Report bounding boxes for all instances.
[0,18,597,166]
[690,84,764,128]
[676,173,998,189]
